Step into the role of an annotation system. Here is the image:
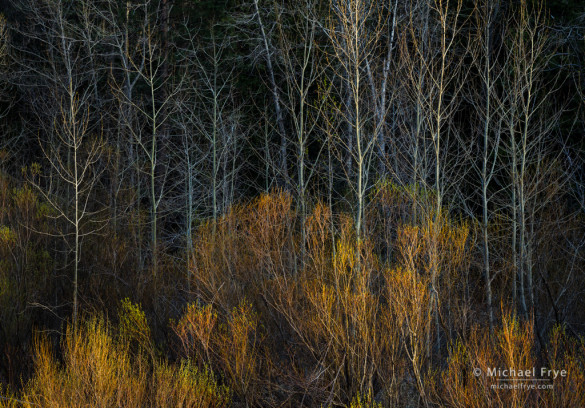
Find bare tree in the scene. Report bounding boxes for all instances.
[364,0,399,177]
[231,0,290,188]
[401,0,466,355]
[325,0,385,242]
[174,24,245,254]
[275,0,325,262]
[95,0,151,272]
[110,3,183,276]
[0,14,12,154]
[12,0,105,327]
[500,0,562,319]
[466,0,506,330]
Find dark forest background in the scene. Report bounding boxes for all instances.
[0,0,585,406]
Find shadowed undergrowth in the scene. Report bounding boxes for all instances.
[1,191,584,407]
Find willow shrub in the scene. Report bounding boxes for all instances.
[434,313,585,408]
[18,313,229,408]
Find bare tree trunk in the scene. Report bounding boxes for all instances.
[253,0,289,188]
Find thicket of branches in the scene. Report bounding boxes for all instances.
[0,0,584,406]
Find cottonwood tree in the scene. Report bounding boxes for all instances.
[31,101,104,328]
[174,25,245,263]
[275,0,325,262]
[232,0,290,188]
[324,0,385,242]
[395,0,433,192]
[466,0,506,330]
[12,0,105,327]
[500,0,563,320]
[180,28,241,224]
[110,3,183,277]
[400,0,466,356]
[85,0,137,229]
[0,14,9,121]
[364,0,399,177]
[95,0,153,272]
[0,14,13,159]
[313,0,387,397]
